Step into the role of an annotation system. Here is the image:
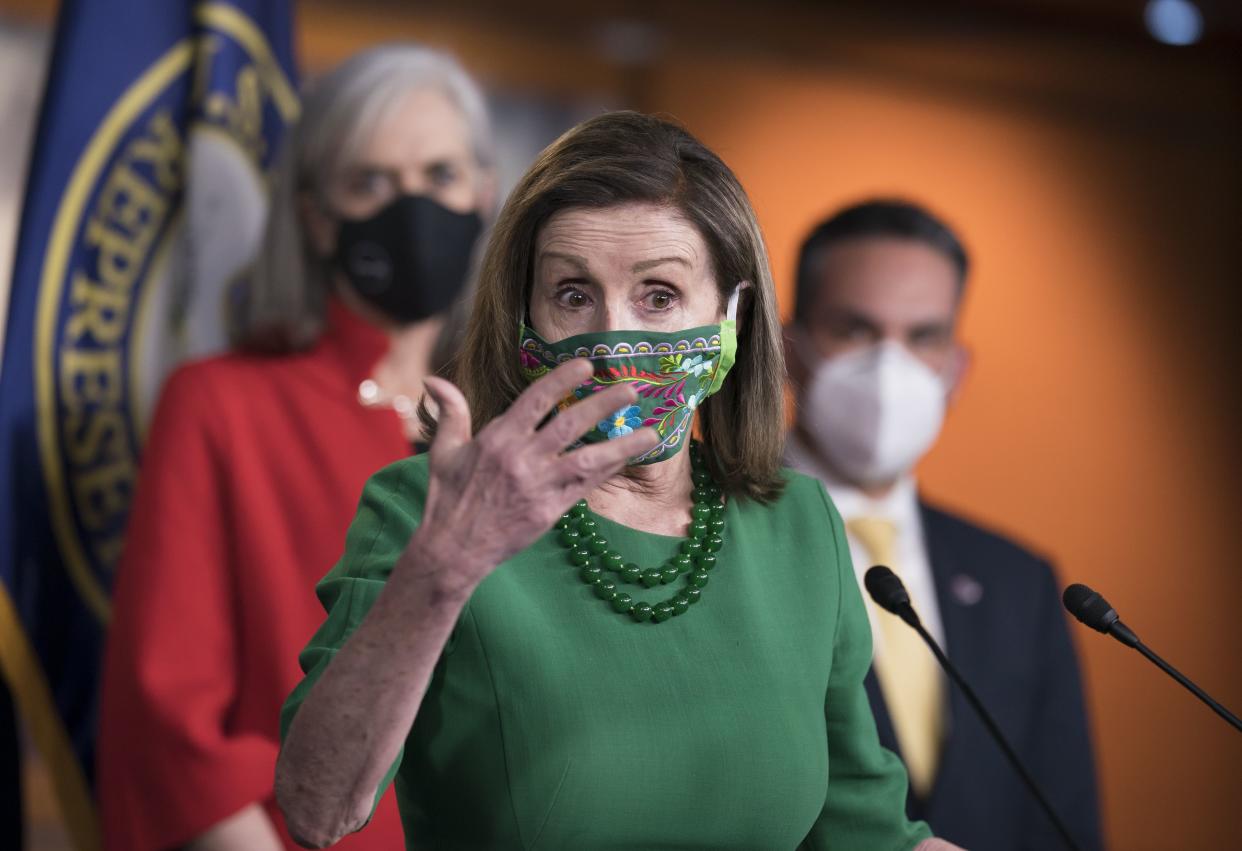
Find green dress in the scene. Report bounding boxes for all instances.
[281,454,932,850]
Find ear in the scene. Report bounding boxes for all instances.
[945,342,971,404]
[783,321,808,392]
[475,167,500,222]
[299,191,336,259]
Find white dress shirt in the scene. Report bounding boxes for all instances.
[784,432,946,659]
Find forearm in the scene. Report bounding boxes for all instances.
[275,531,479,848]
[182,803,283,851]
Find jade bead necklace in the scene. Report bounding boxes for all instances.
[553,441,726,623]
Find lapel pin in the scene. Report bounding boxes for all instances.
[950,573,984,606]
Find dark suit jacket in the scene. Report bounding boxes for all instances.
[863,501,1103,851]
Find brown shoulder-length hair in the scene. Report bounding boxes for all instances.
[440,110,786,503]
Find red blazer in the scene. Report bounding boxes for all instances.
[99,301,411,851]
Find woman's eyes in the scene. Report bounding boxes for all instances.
[552,287,680,311]
[347,170,397,199]
[554,286,592,308]
[643,289,678,311]
[343,164,462,200]
[427,163,461,188]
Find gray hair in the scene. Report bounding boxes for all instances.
[236,43,493,354]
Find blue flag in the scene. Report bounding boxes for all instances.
[0,3,297,847]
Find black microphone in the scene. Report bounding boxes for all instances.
[864,563,917,626]
[1061,584,1138,647]
[1063,583,1242,733]
[864,566,1084,851]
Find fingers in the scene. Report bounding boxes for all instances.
[503,358,595,435]
[530,382,639,455]
[554,427,662,494]
[423,376,472,456]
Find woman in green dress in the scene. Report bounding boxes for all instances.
[276,111,964,851]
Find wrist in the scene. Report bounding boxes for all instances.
[398,526,486,606]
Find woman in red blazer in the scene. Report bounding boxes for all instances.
[97,44,495,851]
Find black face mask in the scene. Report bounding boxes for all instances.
[333,194,483,324]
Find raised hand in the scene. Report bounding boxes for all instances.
[409,358,659,598]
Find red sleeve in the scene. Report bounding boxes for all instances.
[98,364,277,851]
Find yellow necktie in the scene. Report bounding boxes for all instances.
[847,516,944,797]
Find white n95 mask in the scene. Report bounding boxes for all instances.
[799,339,948,486]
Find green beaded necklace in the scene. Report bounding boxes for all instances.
[553,441,726,623]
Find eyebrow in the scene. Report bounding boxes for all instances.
[341,163,394,176]
[537,252,692,275]
[909,319,955,335]
[632,256,691,273]
[824,307,882,328]
[347,155,466,174]
[826,307,954,334]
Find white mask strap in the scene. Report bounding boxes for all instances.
[725,284,745,322]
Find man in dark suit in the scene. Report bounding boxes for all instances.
[783,199,1103,851]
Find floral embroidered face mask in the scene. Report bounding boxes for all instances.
[518,286,742,464]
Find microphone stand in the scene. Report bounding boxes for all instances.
[900,611,1085,851]
[1129,639,1242,733]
